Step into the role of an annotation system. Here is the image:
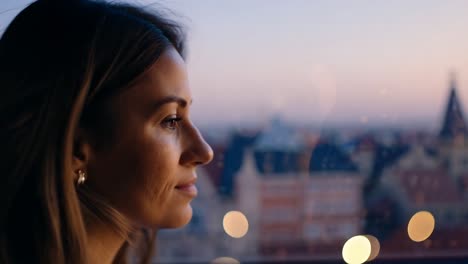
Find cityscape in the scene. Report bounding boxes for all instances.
[156,74,468,263]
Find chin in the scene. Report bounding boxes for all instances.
[160,204,193,229]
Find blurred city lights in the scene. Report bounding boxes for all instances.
[211,257,240,264]
[342,235,371,264]
[364,235,380,261]
[223,211,249,238]
[407,211,435,242]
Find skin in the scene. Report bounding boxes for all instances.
[73,47,213,263]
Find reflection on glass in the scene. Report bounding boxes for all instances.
[223,211,249,238]
[364,235,380,261]
[407,211,435,242]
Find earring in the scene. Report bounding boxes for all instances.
[76,169,87,185]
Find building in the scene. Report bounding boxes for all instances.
[305,142,364,252]
[366,73,468,255]
[235,118,364,257]
[235,117,309,257]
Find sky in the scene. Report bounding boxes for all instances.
[2,0,468,129]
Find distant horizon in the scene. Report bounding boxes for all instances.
[197,114,446,133]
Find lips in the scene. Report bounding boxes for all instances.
[175,177,198,197]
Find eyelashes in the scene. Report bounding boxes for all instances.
[162,115,183,130]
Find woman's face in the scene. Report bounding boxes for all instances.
[85,47,213,228]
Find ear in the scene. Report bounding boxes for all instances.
[72,127,94,173]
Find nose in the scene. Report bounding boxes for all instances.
[180,124,214,167]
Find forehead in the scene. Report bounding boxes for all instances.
[127,47,191,102]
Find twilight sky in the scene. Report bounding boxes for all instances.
[2,0,468,128]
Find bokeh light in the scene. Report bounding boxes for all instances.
[364,235,380,261]
[223,211,249,238]
[211,257,240,264]
[407,211,435,242]
[342,235,371,264]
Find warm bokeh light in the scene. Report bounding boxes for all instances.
[342,235,371,264]
[407,211,435,242]
[211,257,240,264]
[364,235,380,261]
[223,211,249,238]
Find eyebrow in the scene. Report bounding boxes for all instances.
[150,95,192,113]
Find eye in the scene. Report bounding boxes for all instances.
[162,115,182,130]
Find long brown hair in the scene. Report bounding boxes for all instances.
[0,0,185,263]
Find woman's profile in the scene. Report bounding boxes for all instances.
[0,0,213,263]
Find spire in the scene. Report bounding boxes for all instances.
[450,70,457,90]
[439,72,468,140]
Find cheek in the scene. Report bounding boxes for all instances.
[143,168,173,207]
[96,128,182,226]
[137,137,181,218]
[143,141,175,189]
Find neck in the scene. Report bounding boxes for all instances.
[86,217,127,264]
